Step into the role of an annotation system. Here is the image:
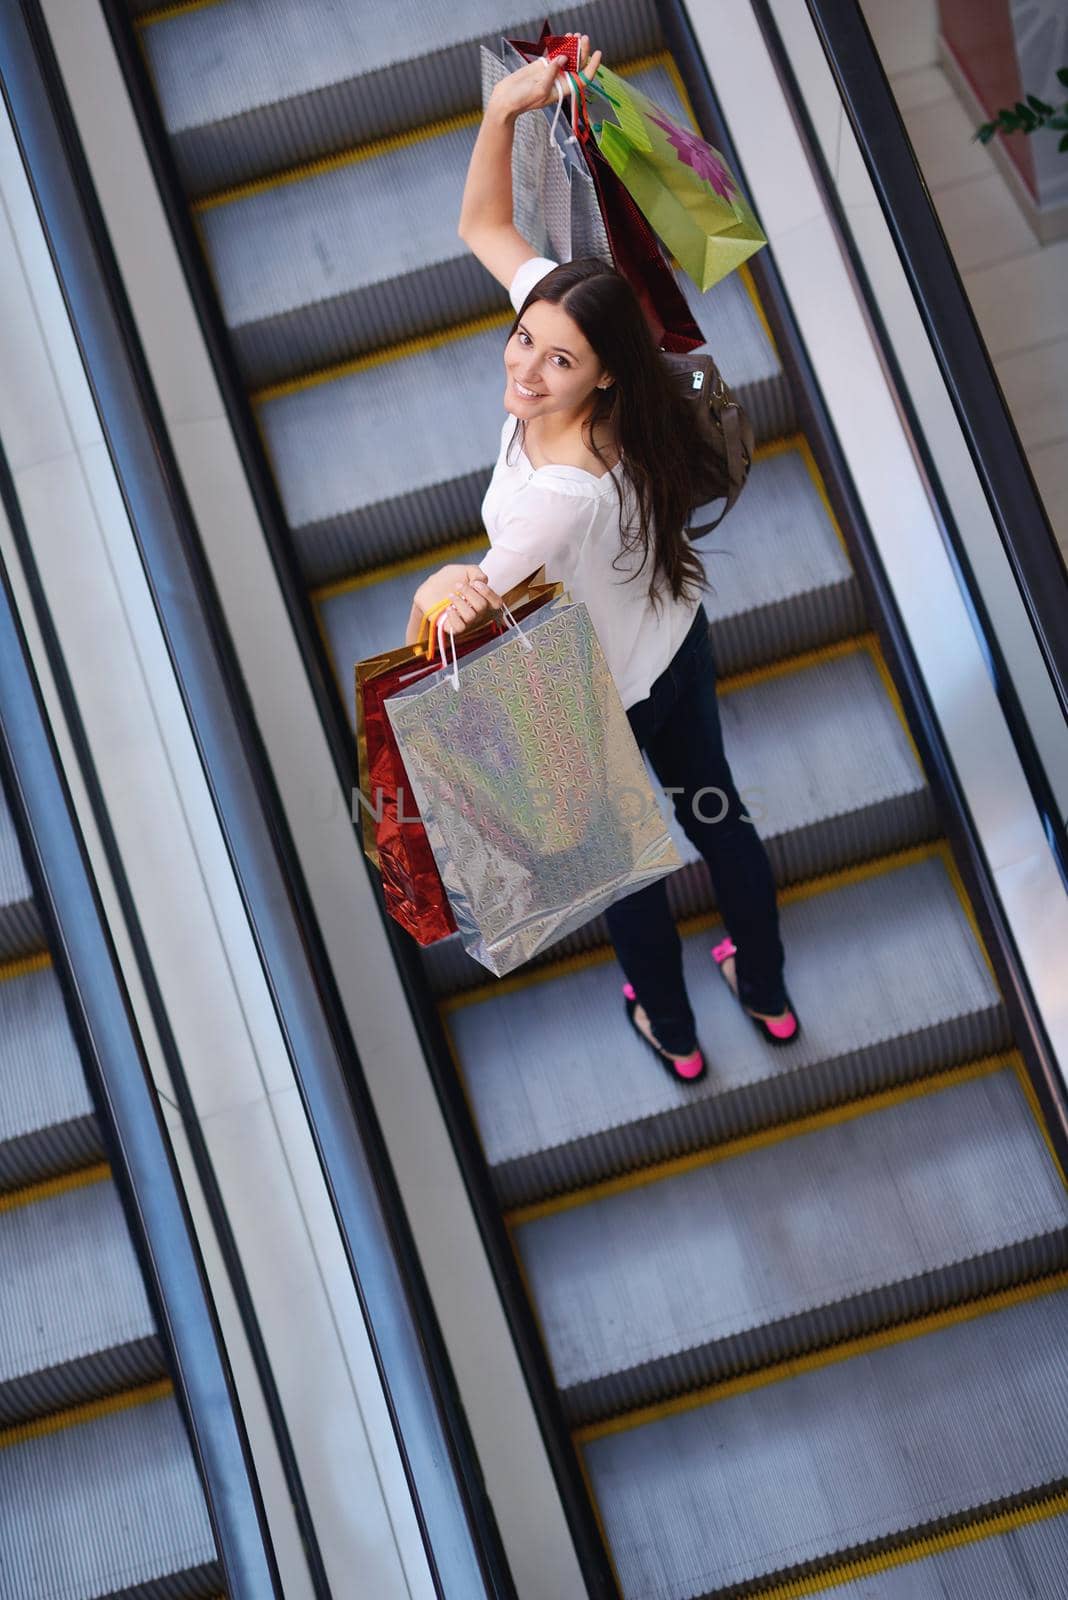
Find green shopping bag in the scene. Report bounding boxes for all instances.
[586,63,767,292]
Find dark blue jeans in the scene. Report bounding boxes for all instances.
[605,604,787,1053]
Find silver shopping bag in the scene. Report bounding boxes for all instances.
[383,596,682,976]
[480,42,611,265]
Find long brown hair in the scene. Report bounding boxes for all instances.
[508,257,710,612]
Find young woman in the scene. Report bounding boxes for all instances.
[406,38,800,1081]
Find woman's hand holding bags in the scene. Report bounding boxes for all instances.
[487,34,601,121]
[406,564,502,647]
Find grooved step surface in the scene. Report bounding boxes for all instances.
[259,266,785,584]
[582,1288,1068,1600]
[318,446,862,696]
[0,1392,221,1599]
[201,62,697,388]
[678,644,934,871]
[0,964,99,1190]
[144,0,662,194]
[449,854,1008,1205]
[821,1510,1068,1597]
[515,1065,1068,1422]
[0,1175,161,1423]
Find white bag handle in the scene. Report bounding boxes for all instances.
[434,592,534,692]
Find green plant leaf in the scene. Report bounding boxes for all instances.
[1049,113,1068,129]
[1027,94,1055,114]
[1060,131,1068,151]
[1058,66,1068,87]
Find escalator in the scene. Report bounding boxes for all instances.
[122,0,1068,1594]
[0,774,223,1594]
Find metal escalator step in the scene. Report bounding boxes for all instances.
[318,444,861,712]
[0,964,101,1191]
[581,1286,1068,1599]
[690,447,864,676]
[0,789,41,962]
[702,645,937,884]
[261,277,785,586]
[423,639,932,995]
[448,852,1008,1206]
[514,1063,1068,1425]
[820,1509,1068,1598]
[0,1390,221,1598]
[203,120,493,388]
[262,320,512,583]
[0,1174,162,1425]
[141,0,661,196]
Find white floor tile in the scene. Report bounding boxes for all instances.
[890,63,951,113]
[901,93,997,191]
[965,238,1068,359]
[996,336,1068,452]
[933,171,1042,272]
[1030,437,1068,555]
[859,0,939,77]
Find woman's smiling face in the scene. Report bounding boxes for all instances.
[504,298,611,421]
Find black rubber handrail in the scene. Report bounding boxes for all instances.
[0,3,517,1595]
[802,0,1068,811]
[0,453,282,1598]
[659,0,1068,1168]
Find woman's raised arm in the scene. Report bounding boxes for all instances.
[457,36,601,289]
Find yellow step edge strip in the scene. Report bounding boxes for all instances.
[311,529,495,607]
[251,307,514,407]
[714,628,877,694]
[572,1266,1068,1445]
[715,629,933,872]
[0,1377,173,1453]
[501,1048,1066,1240]
[308,430,805,609]
[793,432,855,569]
[193,50,677,214]
[0,949,51,985]
[1011,1051,1068,1193]
[0,1161,111,1217]
[194,108,484,213]
[503,1052,1013,1229]
[708,1487,1068,1600]
[135,0,224,26]
[440,836,953,1013]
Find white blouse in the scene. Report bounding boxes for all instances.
[477,256,701,712]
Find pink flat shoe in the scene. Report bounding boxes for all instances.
[622,982,706,1083]
[711,937,801,1046]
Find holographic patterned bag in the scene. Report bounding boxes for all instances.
[383,595,682,977]
[480,41,610,265]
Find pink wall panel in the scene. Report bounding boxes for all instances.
[938,0,1038,198]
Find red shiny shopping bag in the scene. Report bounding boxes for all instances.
[355,581,559,945]
[505,25,704,353]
